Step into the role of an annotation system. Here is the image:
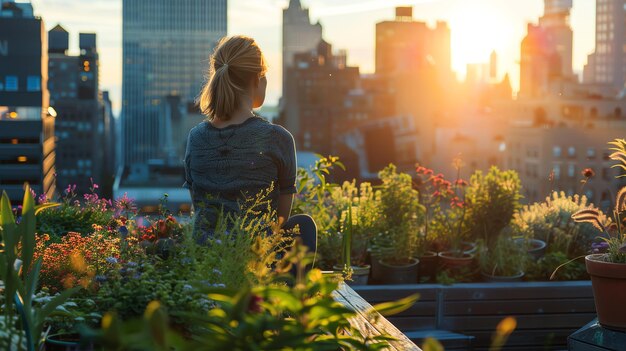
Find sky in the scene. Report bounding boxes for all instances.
[29,0,596,115]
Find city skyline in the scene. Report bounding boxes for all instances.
[30,0,596,115]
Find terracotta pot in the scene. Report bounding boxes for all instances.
[481,271,525,282]
[586,254,626,331]
[417,251,438,282]
[438,251,474,270]
[333,264,371,285]
[377,258,419,284]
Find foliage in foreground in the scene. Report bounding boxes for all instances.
[82,244,416,351]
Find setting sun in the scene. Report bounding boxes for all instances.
[449,3,518,78]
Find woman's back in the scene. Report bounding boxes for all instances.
[184,115,296,232]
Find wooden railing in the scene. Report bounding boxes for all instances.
[333,283,422,350]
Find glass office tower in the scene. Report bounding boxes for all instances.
[122,0,227,166]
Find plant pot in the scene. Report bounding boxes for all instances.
[586,254,626,331]
[377,258,419,284]
[45,334,95,351]
[514,238,547,260]
[417,251,438,282]
[438,251,474,270]
[370,255,383,282]
[334,264,370,285]
[481,271,525,282]
[462,241,478,255]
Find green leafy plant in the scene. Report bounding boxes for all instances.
[81,242,418,351]
[465,166,522,245]
[292,156,345,269]
[478,234,527,277]
[336,181,381,268]
[0,185,77,350]
[416,162,471,255]
[570,139,626,263]
[370,165,424,265]
[512,191,597,257]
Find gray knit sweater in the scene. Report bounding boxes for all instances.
[183,116,297,234]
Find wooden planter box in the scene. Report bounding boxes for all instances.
[353,281,595,351]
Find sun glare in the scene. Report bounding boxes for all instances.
[449,3,514,77]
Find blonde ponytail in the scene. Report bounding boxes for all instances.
[198,36,267,121]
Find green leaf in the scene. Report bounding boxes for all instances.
[422,337,444,351]
[20,184,36,275]
[370,293,419,316]
[34,202,60,215]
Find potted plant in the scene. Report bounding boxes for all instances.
[370,165,424,284]
[415,162,473,271]
[465,166,522,247]
[478,234,527,282]
[570,138,626,331]
[333,182,380,285]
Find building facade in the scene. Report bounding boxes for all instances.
[374,7,453,165]
[519,0,574,98]
[281,40,359,157]
[583,0,626,92]
[122,0,226,166]
[48,26,109,195]
[282,0,322,99]
[0,3,55,202]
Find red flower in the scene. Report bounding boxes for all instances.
[582,168,595,178]
[247,294,264,314]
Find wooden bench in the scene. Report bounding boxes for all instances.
[354,281,595,351]
[333,283,422,350]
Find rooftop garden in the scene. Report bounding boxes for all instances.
[2,138,626,350]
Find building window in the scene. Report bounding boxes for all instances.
[27,76,40,92]
[5,76,18,91]
[568,164,576,178]
[568,146,576,158]
[587,147,596,159]
[553,146,562,157]
[553,164,561,180]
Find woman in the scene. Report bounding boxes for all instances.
[183,35,316,256]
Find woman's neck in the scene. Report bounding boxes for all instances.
[211,104,255,128]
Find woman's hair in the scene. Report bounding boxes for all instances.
[197,35,267,121]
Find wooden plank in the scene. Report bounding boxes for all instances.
[333,283,422,351]
[442,281,593,300]
[440,313,597,331]
[468,328,575,348]
[352,285,440,301]
[444,298,596,316]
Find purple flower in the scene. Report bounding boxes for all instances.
[95,275,107,283]
[126,261,138,268]
[105,257,118,264]
[591,241,609,253]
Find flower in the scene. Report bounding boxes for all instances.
[105,257,118,264]
[247,294,264,313]
[95,275,107,283]
[582,168,595,178]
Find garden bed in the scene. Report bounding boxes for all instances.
[353,281,595,351]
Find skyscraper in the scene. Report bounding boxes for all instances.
[122,0,227,167]
[374,7,452,165]
[0,1,56,202]
[282,39,359,156]
[282,0,322,98]
[519,0,574,98]
[48,26,108,194]
[583,0,626,92]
